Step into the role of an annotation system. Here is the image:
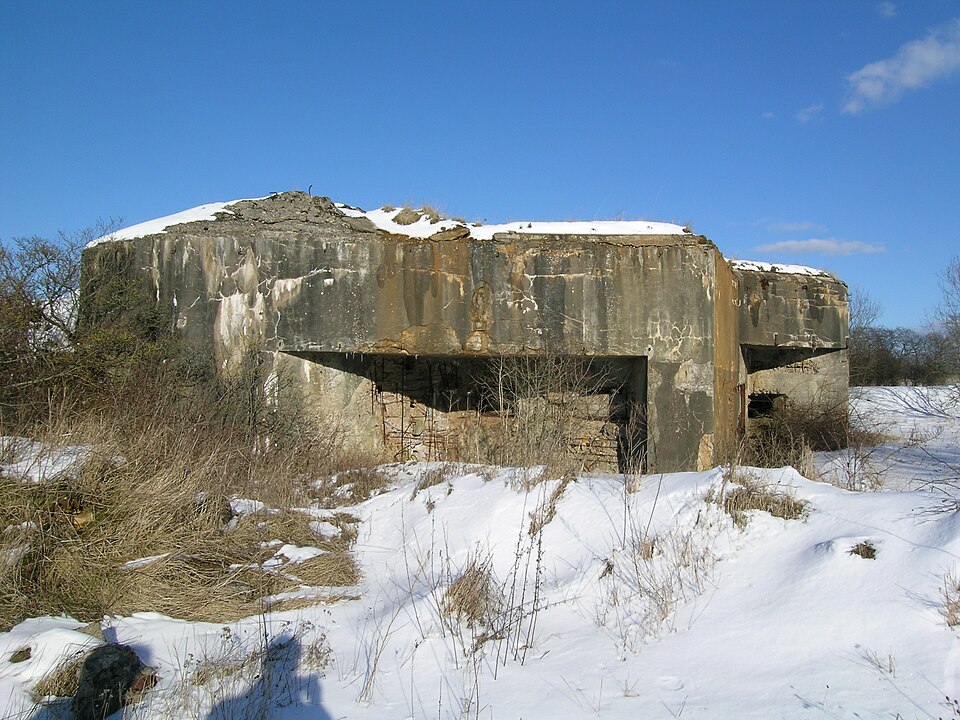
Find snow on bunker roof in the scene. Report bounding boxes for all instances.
[336,203,689,239]
[89,193,689,247]
[729,259,833,278]
[87,198,263,247]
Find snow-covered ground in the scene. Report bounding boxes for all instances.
[817,386,960,495]
[0,436,98,484]
[3,387,960,719]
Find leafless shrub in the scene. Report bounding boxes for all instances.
[742,397,903,492]
[744,400,850,474]
[471,354,621,484]
[590,474,722,655]
[849,541,877,559]
[815,391,939,493]
[403,515,549,672]
[936,257,960,370]
[132,621,331,719]
[599,495,718,652]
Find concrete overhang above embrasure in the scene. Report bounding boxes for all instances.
[732,264,848,350]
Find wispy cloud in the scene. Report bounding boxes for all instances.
[877,1,898,19]
[752,219,828,234]
[844,17,960,113]
[754,238,886,256]
[795,103,824,123]
[761,111,775,120]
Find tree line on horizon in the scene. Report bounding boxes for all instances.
[848,265,960,387]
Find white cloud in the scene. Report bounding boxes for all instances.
[762,111,775,120]
[763,220,828,234]
[877,2,898,19]
[754,238,886,256]
[844,17,960,113]
[751,218,828,233]
[795,103,824,123]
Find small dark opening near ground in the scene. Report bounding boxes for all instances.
[748,392,787,419]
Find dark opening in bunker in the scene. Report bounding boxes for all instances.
[291,351,648,472]
[747,392,787,419]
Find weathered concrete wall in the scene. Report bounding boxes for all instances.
[274,229,719,359]
[712,254,741,465]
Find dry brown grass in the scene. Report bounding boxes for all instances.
[943,568,960,627]
[234,509,323,553]
[528,476,574,536]
[312,466,392,505]
[0,373,379,629]
[419,204,444,223]
[409,464,454,500]
[116,559,277,621]
[849,541,877,559]
[283,547,358,588]
[32,653,85,699]
[635,534,657,561]
[715,472,808,529]
[443,557,500,629]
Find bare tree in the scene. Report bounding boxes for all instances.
[1,220,120,413]
[848,282,958,387]
[849,285,882,338]
[0,221,118,355]
[847,286,883,386]
[937,256,960,365]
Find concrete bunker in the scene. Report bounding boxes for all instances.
[80,192,849,473]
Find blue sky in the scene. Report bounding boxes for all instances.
[2,1,958,328]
